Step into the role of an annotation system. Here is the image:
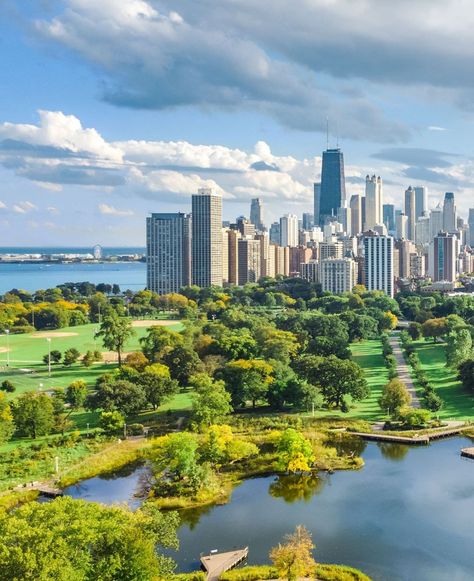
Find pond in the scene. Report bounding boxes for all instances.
[63,436,474,581]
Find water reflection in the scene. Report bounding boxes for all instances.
[268,473,326,503]
[377,442,410,461]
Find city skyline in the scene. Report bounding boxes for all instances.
[3,2,474,244]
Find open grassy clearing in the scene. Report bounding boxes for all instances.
[0,319,183,396]
[413,340,474,420]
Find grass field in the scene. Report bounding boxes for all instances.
[413,340,474,420]
[0,320,183,396]
[302,339,388,421]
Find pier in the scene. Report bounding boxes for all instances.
[350,426,465,446]
[461,447,474,459]
[200,547,248,581]
[14,481,63,498]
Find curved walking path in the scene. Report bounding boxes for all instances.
[389,335,421,408]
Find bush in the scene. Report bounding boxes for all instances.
[127,423,145,436]
[398,407,431,428]
[172,573,206,581]
[1,380,15,393]
[220,565,371,581]
[424,391,443,412]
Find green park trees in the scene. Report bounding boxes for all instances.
[95,313,135,367]
[379,379,412,416]
[445,328,472,368]
[12,392,54,439]
[190,373,232,427]
[276,428,314,473]
[0,497,179,581]
[0,392,14,444]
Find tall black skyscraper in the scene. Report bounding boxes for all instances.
[319,148,346,225]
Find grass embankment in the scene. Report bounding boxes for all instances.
[412,340,474,420]
[149,417,368,511]
[220,564,372,581]
[0,319,183,395]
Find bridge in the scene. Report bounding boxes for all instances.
[200,547,248,581]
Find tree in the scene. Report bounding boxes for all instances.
[63,347,80,366]
[140,326,183,361]
[270,525,316,581]
[190,373,232,427]
[162,345,202,386]
[421,318,449,342]
[201,424,258,465]
[398,407,431,428]
[0,496,179,581]
[100,410,125,433]
[65,380,88,409]
[0,392,14,444]
[276,428,314,473]
[12,392,54,438]
[89,377,147,416]
[0,380,15,393]
[294,354,369,409]
[82,350,96,367]
[95,314,135,367]
[43,350,62,365]
[220,359,274,407]
[124,351,150,372]
[458,359,474,392]
[379,379,412,416]
[407,322,422,341]
[137,363,179,409]
[445,328,472,368]
[150,432,200,481]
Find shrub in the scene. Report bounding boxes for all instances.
[127,423,145,436]
[398,407,431,428]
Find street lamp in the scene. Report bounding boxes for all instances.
[5,329,9,368]
[46,338,51,378]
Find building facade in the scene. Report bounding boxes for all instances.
[319,258,357,294]
[363,233,394,297]
[319,148,346,225]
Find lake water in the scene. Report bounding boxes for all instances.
[0,261,146,294]
[63,436,474,581]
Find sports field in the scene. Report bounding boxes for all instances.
[0,319,183,396]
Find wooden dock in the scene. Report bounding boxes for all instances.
[14,482,63,498]
[350,426,465,446]
[461,447,474,459]
[200,547,248,581]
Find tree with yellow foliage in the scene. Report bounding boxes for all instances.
[270,525,316,581]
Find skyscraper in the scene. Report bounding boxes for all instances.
[364,175,383,230]
[396,212,408,240]
[238,238,261,285]
[319,258,357,294]
[350,194,363,236]
[302,212,314,230]
[404,186,416,240]
[469,208,474,247]
[429,232,458,282]
[363,232,394,297]
[250,198,264,231]
[383,204,395,234]
[280,214,299,247]
[414,186,428,219]
[430,204,443,239]
[146,213,191,294]
[192,188,223,287]
[443,192,457,233]
[313,183,321,226]
[319,148,346,225]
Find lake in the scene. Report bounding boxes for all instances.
[62,436,474,581]
[0,261,147,294]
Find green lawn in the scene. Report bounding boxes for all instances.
[414,340,474,420]
[0,320,183,396]
[301,339,388,421]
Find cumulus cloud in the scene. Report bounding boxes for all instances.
[33,0,410,141]
[98,203,134,217]
[12,201,37,214]
[0,201,6,209]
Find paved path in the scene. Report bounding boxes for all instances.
[389,336,421,408]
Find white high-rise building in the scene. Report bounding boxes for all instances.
[192,188,223,287]
[279,214,299,247]
[363,233,394,297]
[364,175,383,230]
[350,194,363,236]
[319,258,357,294]
[430,204,443,240]
[147,213,191,294]
[404,186,416,241]
[443,192,457,233]
[415,214,431,245]
[396,212,408,240]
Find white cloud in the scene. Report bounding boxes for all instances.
[47,206,60,215]
[98,203,134,217]
[0,201,6,209]
[428,126,447,131]
[12,201,37,214]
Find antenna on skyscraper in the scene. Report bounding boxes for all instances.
[326,117,329,150]
[336,121,339,148]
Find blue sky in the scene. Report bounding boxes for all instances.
[1,0,474,246]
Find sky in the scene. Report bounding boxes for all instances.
[1,0,474,246]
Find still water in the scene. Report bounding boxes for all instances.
[63,437,474,581]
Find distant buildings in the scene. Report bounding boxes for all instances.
[250,198,264,232]
[320,258,357,294]
[363,232,394,297]
[280,214,299,247]
[429,232,458,282]
[443,192,457,233]
[364,175,383,230]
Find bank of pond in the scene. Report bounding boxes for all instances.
[58,435,473,581]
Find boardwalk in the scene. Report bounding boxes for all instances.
[14,481,63,497]
[200,548,248,581]
[461,447,474,459]
[350,426,465,445]
[389,335,420,408]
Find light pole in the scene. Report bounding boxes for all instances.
[47,338,51,378]
[5,329,9,368]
